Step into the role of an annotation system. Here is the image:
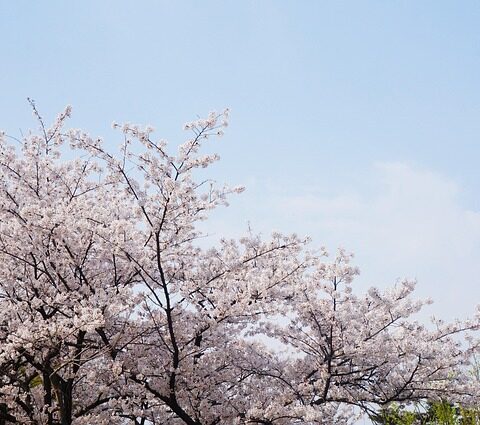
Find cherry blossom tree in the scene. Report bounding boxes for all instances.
[0,103,478,424]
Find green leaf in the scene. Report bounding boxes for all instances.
[29,374,43,388]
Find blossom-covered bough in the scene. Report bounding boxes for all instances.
[0,104,478,424]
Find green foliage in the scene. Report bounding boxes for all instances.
[370,403,417,425]
[28,374,43,389]
[371,401,480,425]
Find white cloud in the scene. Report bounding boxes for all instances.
[274,162,480,320]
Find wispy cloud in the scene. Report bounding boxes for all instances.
[272,162,480,320]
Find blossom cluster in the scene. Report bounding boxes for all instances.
[0,107,478,424]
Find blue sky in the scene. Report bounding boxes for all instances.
[1,1,480,320]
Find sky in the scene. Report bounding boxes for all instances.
[1,1,480,321]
